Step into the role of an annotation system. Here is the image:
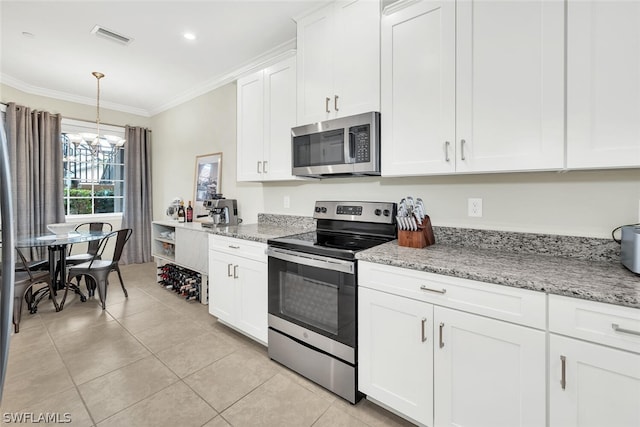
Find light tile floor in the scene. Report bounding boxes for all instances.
[1,262,415,427]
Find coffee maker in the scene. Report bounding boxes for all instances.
[202,198,240,228]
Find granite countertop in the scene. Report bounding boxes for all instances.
[357,241,640,309]
[203,223,310,243]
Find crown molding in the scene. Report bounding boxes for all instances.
[0,73,150,117]
[148,38,296,116]
[1,38,297,118]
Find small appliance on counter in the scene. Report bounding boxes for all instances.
[200,196,241,228]
[620,224,640,274]
[165,197,182,220]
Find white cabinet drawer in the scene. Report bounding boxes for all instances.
[359,261,545,329]
[208,235,267,262]
[549,294,640,354]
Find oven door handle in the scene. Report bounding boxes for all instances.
[267,247,355,274]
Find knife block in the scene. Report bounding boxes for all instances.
[398,216,436,249]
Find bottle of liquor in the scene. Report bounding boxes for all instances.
[186,201,193,222]
[177,201,186,223]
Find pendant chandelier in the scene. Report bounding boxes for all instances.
[76,71,126,158]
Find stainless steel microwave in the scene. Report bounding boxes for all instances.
[291,112,380,178]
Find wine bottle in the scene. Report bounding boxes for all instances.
[186,201,193,222]
[177,201,186,223]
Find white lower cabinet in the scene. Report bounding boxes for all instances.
[358,287,434,425]
[433,307,546,427]
[208,236,267,344]
[358,262,546,427]
[548,295,640,427]
[549,334,640,427]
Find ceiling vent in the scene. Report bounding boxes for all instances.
[91,25,133,46]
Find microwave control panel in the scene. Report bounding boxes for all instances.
[350,125,370,163]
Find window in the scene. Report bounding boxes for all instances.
[61,119,125,216]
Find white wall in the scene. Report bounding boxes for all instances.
[149,83,264,224]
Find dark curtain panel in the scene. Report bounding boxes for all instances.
[121,126,152,264]
[5,103,64,259]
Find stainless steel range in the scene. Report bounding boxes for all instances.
[267,201,397,403]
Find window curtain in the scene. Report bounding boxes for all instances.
[5,103,64,259]
[121,126,152,264]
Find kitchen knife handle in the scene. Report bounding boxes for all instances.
[445,141,450,162]
[325,97,331,113]
[439,322,445,348]
[560,355,566,390]
[334,95,339,111]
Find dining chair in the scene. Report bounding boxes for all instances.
[64,228,132,310]
[55,222,113,287]
[4,248,60,333]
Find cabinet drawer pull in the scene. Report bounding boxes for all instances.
[420,285,446,294]
[263,160,268,174]
[233,265,239,279]
[325,97,331,113]
[560,355,566,390]
[460,139,466,161]
[421,317,427,342]
[228,245,240,249]
[257,161,262,174]
[439,322,445,348]
[227,263,233,277]
[334,95,339,111]
[444,141,450,162]
[612,323,640,337]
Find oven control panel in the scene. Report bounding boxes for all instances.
[314,201,397,224]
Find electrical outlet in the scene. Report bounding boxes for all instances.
[284,195,290,209]
[468,198,483,217]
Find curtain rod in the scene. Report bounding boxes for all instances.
[0,103,149,130]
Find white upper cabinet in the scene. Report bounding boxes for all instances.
[566,0,640,169]
[381,0,456,176]
[456,0,565,173]
[382,0,565,176]
[296,0,380,125]
[237,55,297,182]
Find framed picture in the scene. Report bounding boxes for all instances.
[193,152,222,219]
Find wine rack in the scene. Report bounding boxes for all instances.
[157,263,208,304]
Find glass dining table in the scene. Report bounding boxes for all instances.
[15,230,111,311]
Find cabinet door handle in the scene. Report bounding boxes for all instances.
[439,322,445,348]
[444,141,450,162]
[227,263,233,277]
[421,317,427,342]
[233,265,239,279]
[257,161,262,174]
[325,97,331,113]
[460,139,466,161]
[612,323,640,337]
[263,160,268,173]
[334,95,339,111]
[560,355,566,390]
[228,245,240,249]
[420,285,447,294]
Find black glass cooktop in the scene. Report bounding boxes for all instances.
[268,230,393,261]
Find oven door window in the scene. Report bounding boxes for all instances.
[268,257,355,347]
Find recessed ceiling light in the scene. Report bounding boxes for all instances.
[183,32,196,41]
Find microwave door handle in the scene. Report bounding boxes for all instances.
[347,131,356,163]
